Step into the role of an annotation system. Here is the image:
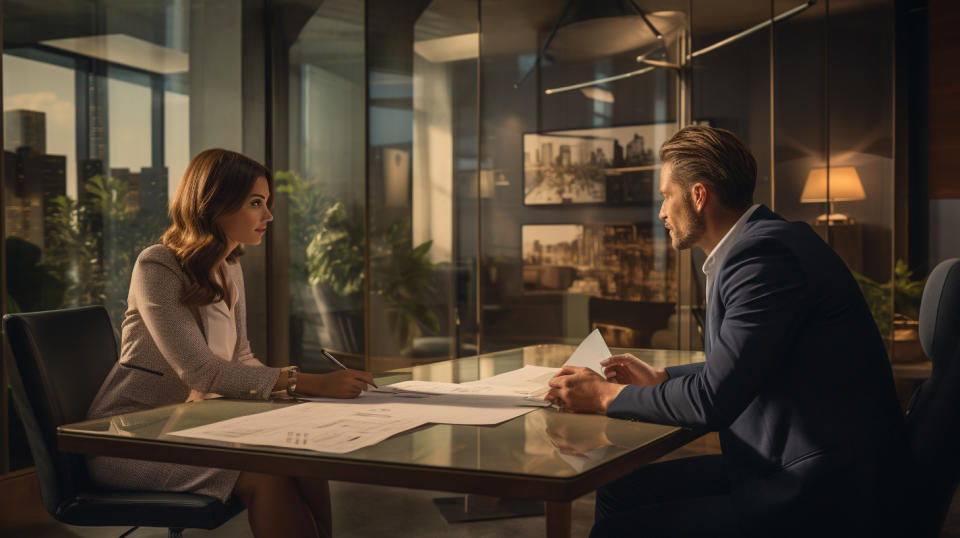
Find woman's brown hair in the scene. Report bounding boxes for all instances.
[162,148,273,306]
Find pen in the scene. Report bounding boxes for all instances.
[320,348,378,388]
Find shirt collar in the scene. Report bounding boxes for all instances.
[701,203,762,277]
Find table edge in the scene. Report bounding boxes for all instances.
[59,426,702,502]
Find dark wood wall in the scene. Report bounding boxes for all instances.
[929,0,960,198]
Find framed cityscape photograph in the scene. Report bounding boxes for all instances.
[521,222,676,302]
[522,123,677,206]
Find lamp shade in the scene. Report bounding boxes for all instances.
[800,166,866,203]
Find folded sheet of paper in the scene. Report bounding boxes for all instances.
[170,331,613,454]
[562,328,612,376]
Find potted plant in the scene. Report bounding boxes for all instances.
[41,174,168,325]
[276,171,439,356]
[852,259,926,362]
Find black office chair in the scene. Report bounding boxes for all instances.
[904,258,960,537]
[3,306,243,538]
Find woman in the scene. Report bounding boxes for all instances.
[87,148,372,538]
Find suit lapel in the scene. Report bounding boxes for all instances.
[705,280,721,356]
[703,205,775,355]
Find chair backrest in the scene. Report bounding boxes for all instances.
[588,297,675,348]
[3,306,119,517]
[905,258,960,536]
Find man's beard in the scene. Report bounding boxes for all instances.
[670,193,705,250]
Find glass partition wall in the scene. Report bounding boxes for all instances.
[1,0,902,473]
[276,0,899,374]
[282,0,367,371]
[478,1,685,353]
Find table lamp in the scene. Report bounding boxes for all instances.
[800,166,866,224]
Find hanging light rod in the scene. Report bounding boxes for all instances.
[544,66,655,95]
[628,0,664,39]
[513,0,576,89]
[691,0,815,58]
[544,0,815,96]
[637,58,681,70]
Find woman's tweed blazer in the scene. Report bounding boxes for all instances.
[86,244,281,501]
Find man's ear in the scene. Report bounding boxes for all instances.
[691,182,708,212]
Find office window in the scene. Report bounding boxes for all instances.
[2,0,259,473]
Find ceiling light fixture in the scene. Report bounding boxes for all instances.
[542,0,815,96]
[514,0,669,89]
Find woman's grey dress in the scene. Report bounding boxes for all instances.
[86,244,281,502]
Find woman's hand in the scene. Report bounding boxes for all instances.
[600,354,668,387]
[299,370,376,399]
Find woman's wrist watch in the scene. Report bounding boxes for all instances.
[282,366,299,396]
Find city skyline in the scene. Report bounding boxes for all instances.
[3,108,169,248]
[523,124,674,206]
[522,222,677,302]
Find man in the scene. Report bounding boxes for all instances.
[547,126,905,537]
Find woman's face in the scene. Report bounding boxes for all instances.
[219,176,273,248]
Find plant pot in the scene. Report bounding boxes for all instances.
[310,282,364,355]
[891,318,927,363]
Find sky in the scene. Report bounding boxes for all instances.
[3,53,189,202]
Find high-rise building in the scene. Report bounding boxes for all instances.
[4,109,46,154]
[110,166,169,216]
[84,72,109,163]
[80,158,104,183]
[138,166,169,217]
[625,133,646,164]
[541,142,553,166]
[3,147,66,247]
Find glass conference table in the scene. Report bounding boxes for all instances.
[58,344,705,538]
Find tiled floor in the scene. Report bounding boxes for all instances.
[1,482,597,538]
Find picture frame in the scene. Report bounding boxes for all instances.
[520,222,677,302]
[522,123,677,206]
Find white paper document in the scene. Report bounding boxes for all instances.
[562,328,612,376]
[461,365,561,400]
[170,402,427,454]
[171,390,540,453]
[308,388,542,424]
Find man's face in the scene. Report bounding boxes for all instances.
[658,162,705,250]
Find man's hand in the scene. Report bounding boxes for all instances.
[546,366,627,414]
[601,354,668,386]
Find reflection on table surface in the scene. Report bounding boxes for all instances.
[61,345,704,479]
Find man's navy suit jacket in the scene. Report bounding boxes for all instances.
[607,205,906,536]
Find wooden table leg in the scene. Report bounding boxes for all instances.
[545,500,572,538]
